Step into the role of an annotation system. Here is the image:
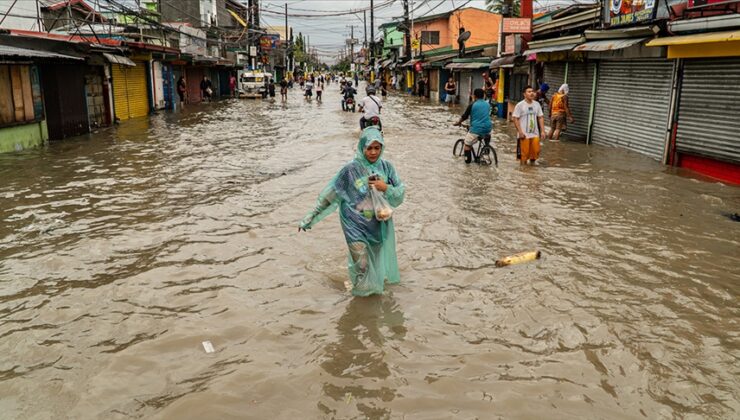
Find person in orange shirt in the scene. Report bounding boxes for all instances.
[548,84,574,141]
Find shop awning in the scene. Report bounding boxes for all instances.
[573,38,647,52]
[446,61,490,70]
[422,52,458,67]
[645,30,740,46]
[102,52,135,66]
[400,58,420,67]
[0,45,83,61]
[522,43,580,56]
[489,55,518,69]
[379,58,393,67]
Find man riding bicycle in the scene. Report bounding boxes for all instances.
[454,88,492,164]
[359,86,382,130]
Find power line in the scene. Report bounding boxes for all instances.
[260,0,396,18]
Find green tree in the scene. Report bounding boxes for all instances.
[294,32,307,64]
[486,0,521,16]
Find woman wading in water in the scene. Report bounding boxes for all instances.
[299,127,405,296]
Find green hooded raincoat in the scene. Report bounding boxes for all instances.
[300,127,405,296]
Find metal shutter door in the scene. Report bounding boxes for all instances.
[112,64,131,121]
[676,58,740,164]
[591,60,673,160]
[544,62,565,125]
[126,61,149,119]
[566,61,595,141]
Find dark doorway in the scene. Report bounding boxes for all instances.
[40,64,89,140]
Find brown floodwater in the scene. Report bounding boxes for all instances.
[0,84,738,419]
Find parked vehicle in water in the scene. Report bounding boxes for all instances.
[238,71,270,99]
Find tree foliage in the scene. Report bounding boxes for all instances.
[293,32,307,64]
[486,0,521,16]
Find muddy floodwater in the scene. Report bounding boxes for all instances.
[1,84,738,419]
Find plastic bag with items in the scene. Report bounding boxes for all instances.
[369,178,393,221]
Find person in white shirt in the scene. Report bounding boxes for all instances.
[304,79,314,99]
[359,87,382,131]
[512,85,546,165]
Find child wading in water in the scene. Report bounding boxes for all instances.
[299,127,405,296]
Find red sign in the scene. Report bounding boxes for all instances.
[502,18,531,34]
[504,35,515,55]
[414,61,423,72]
[688,0,735,6]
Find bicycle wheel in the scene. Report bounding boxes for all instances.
[479,145,493,165]
[453,139,465,157]
[490,146,498,167]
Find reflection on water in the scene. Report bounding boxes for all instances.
[0,85,738,419]
[319,294,406,417]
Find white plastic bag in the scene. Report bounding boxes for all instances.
[370,185,393,221]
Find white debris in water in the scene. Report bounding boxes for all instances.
[202,340,215,353]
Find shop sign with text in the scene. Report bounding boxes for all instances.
[607,0,658,27]
[502,18,531,34]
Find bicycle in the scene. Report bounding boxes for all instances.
[453,125,498,166]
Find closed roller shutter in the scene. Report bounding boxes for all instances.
[111,62,149,120]
[127,61,149,118]
[565,61,595,141]
[591,60,673,160]
[112,64,130,121]
[675,58,740,164]
[543,62,566,126]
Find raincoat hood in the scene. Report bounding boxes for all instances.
[558,84,569,94]
[540,83,550,93]
[355,127,385,169]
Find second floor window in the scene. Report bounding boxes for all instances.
[421,31,440,45]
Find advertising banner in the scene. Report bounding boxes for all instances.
[502,18,532,34]
[259,35,280,51]
[607,0,658,27]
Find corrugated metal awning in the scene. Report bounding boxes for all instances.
[0,45,83,61]
[400,58,420,67]
[573,38,647,52]
[646,30,740,46]
[522,43,580,56]
[446,61,490,70]
[422,52,458,68]
[424,52,458,63]
[102,53,135,67]
[490,55,518,68]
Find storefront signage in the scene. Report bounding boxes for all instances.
[259,35,279,51]
[502,18,531,34]
[504,34,523,55]
[688,0,735,6]
[607,0,658,27]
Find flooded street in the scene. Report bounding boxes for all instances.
[1,84,738,419]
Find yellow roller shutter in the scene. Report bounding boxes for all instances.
[111,64,130,121]
[126,61,149,119]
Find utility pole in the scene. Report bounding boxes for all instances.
[411,0,415,59]
[403,0,411,61]
[363,11,368,49]
[285,3,288,77]
[370,0,375,66]
[350,25,354,65]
